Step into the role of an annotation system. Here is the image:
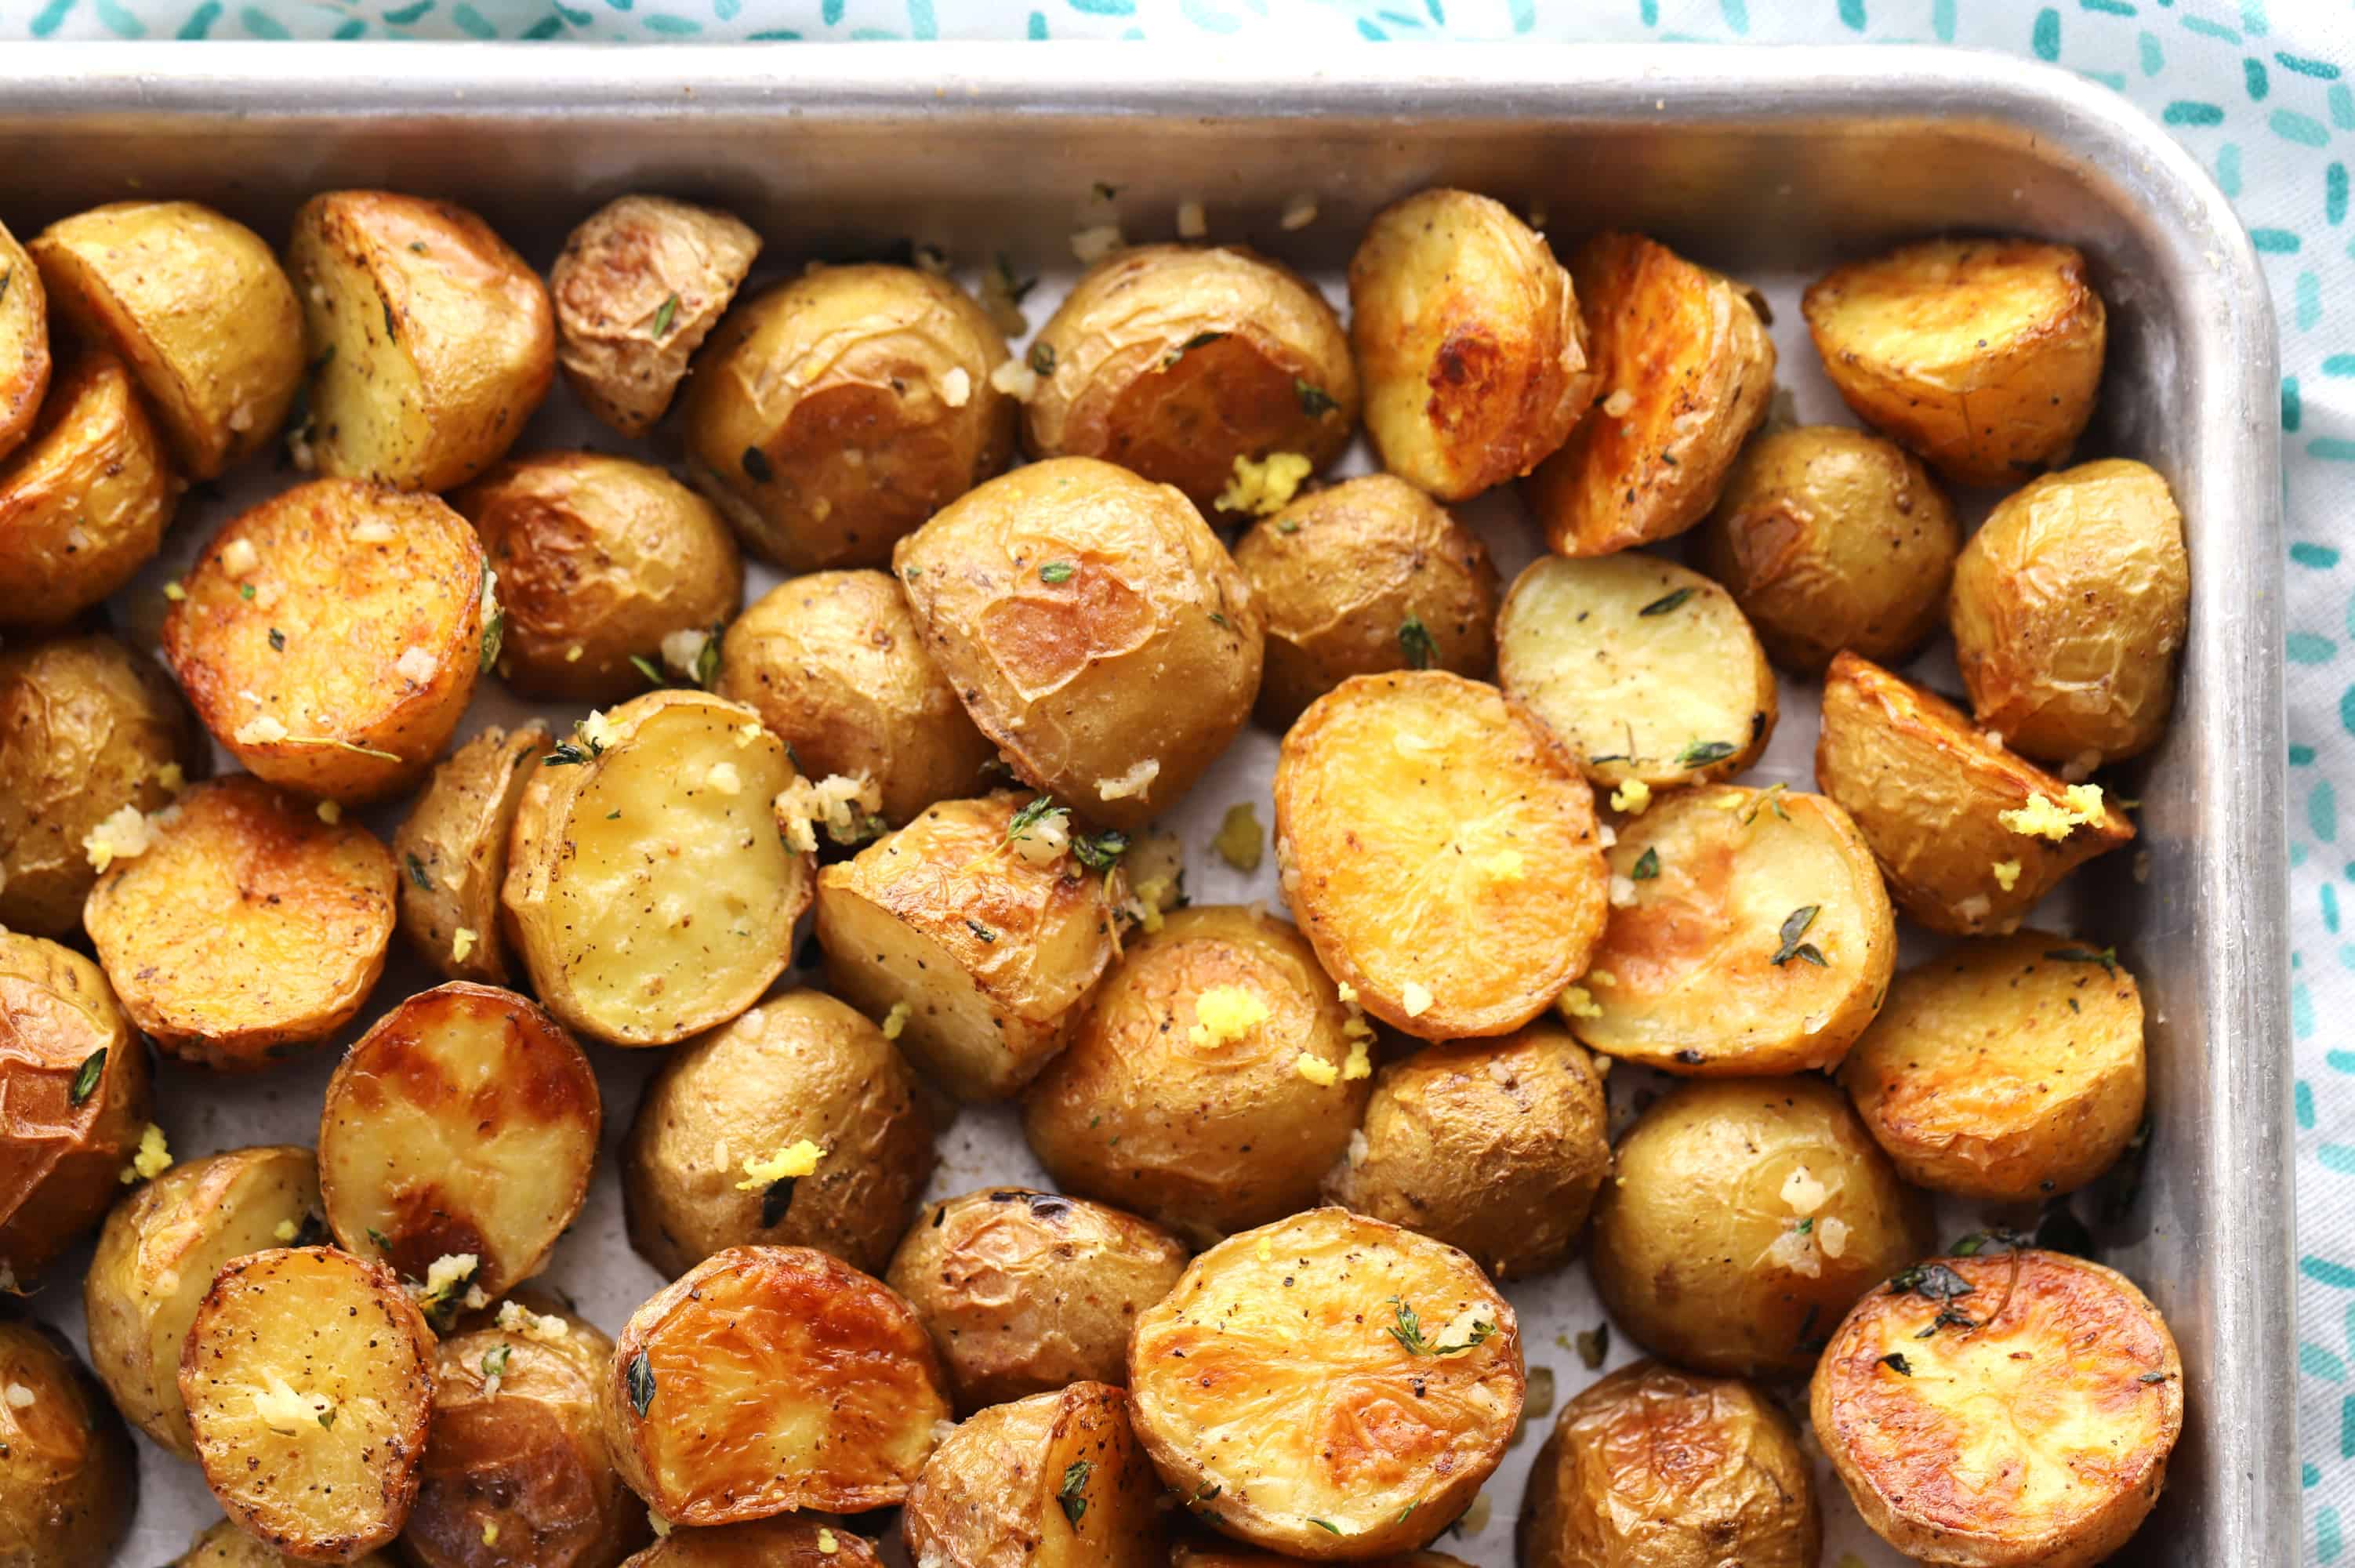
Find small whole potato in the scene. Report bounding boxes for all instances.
[903,1382,1171,1568]
[172,1520,396,1567]
[0,216,48,464]
[0,349,180,630]
[619,1519,880,1567]
[391,722,548,986]
[0,1319,138,1568]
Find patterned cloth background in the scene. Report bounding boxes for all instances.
[5,0,2351,1558]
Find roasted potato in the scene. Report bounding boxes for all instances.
[1173,1549,1471,1568]
[552,194,761,437]
[1347,187,1589,501]
[391,722,548,986]
[30,199,303,479]
[1695,423,1960,674]
[1803,237,2106,488]
[713,570,992,826]
[1523,231,1776,557]
[1518,1359,1818,1568]
[1842,931,2146,1200]
[454,451,745,702]
[886,1187,1188,1412]
[502,691,811,1048]
[1273,670,1608,1039]
[180,1246,437,1563]
[1323,1021,1608,1280]
[85,775,396,1069]
[164,478,487,804]
[1130,1207,1522,1558]
[1813,1249,2181,1568]
[1494,553,1776,790]
[602,1245,949,1523]
[904,1382,1170,1568]
[1950,457,2190,766]
[1023,244,1357,514]
[894,456,1261,832]
[0,216,47,464]
[85,1144,321,1456]
[1816,652,2135,935]
[0,1319,136,1568]
[815,792,1123,1102]
[1587,1077,1932,1377]
[0,349,179,629]
[172,1520,396,1567]
[618,1519,880,1568]
[1233,474,1500,728]
[683,263,1014,571]
[623,988,934,1279]
[1568,784,1896,1076]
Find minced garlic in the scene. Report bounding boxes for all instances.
[1557,985,1602,1021]
[1587,970,1617,988]
[495,1300,570,1341]
[1069,223,1123,263]
[481,1523,499,1546]
[577,710,619,751]
[1190,985,1270,1046]
[250,1371,332,1432]
[1176,199,1208,238]
[938,366,972,408]
[274,1219,299,1242]
[1482,849,1526,881]
[155,761,185,792]
[1212,803,1263,872]
[1400,982,1434,1018]
[1096,758,1159,802]
[648,1512,672,1539]
[121,1123,171,1184]
[1279,194,1319,230]
[1780,1165,1827,1214]
[234,714,289,746]
[451,928,477,964]
[818,1529,840,1556]
[1992,859,2023,891]
[737,1140,824,1190]
[882,1001,911,1040]
[316,800,342,825]
[162,579,186,601]
[1607,873,1638,909]
[3,1383,33,1409]
[705,762,742,796]
[220,537,260,578]
[1341,1039,1372,1081]
[1999,783,2106,841]
[394,646,435,684]
[83,804,154,873]
[1601,389,1636,419]
[775,772,884,853]
[351,517,395,544]
[1609,779,1651,815]
[1294,1051,1340,1087]
[421,1253,478,1298]
[1216,451,1312,517]
[989,358,1041,401]
[661,626,712,679]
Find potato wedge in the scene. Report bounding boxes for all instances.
[1174,1548,1471,1568]
[173,1520,396,1567]
[0,216,47,465]
[904,1382,1170,1568]
[85,775,397,1069]
[552,194,761,437]
[0,349,179,630]
[602,1245,949,1523]
[1813,1249,2181,1568]
[1273,670,1608,1039]
[0,1319,137,1568]
[619,1519,880,1568]
[392,723,548,986]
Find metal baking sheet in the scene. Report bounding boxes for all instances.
[0,42,2289,1568]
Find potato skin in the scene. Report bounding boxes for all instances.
[904,1382,1170,1568]
[553,194,761,437]
[1950,457,2189,766]
[1173,1549,1471,1568]
[0,1319,137,1568]
[0,349,179,630]
[392,722,548,986]
[0,216,48,465]
[617,1519,881,1568]
[172,1521,396,1567]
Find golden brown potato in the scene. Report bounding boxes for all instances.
[1950,457,2190,767]
[392,722,548,986]
[1816,652,2135,935]
[1804,237,2107,488]
[1524,231,1776,557]
[618,1519,880,1568]
[1233,474,1500,728]
[1130,1207,1522,1558]
[181,1246,437,1563]
[1518,1359,1818,1568]
[0,349,179,630]
[623,989,934,1279]
[164,479,487,804]
[815,792,1124,1102]
[85,775,396,1069]
[886,1187,1188,1413]
[1173,1548,1471,1568]
[172,1520,397,1567]
[602,1245,949,1524]
[904,1382,1170,1568]
[1588,1077,1932,1377]
[552,194,761,438]
[1842,931,2146,1201]
[1273,671,1608,1039]
[454,451,745,702]
[1696,423,1960,674]
[1348,187,1589,501]
[713,570,992,826]
[1323,1021,1608,1280]
[30,199,303,479]
[502,691,811,1048]
[1024,244,1357,514]
[684,263,1014,571]
[894,457,1261,832]
[1813,1249,2181,1568]
[0,216,47,465]
[0,1319,136,1568]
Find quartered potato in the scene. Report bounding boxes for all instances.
[172,1520,396,1567]
[1842,931,2146,1200]
[1495,553,1776,791]
[601,1245,950,1523]
[391,722,548,986]
[1816,652,2135,935]
[1569,784,1896,1076]
[1813,1249,2182,1568]
[0,216,47,464]
[180,1247,437,1563]
[1273,670,1609,1039]
[1129,1207,1522,1559]
[85,775,397,1069]
[502,691,812,1048]
[0,1319,137,1568]
[287,190,555,491]
[164,479,488,804]
[1804,237,2107,488]
[0,349,179,630]
[618,1519,881,1568]
[1174,1549,1471,1568]
[552,194,761,437]
[904,1382,1170,1568]
[1523,231,1776,557]
[1348,187,1590,501]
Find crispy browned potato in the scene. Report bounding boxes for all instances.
[618,1519,880,1568]
[172,1520,397,1567]
[1813,1249,2181,1568]
[0,1319,136,1568]
[85,775,396,1069]
[0,349,179,630]
[1173,1548,1471,1568]
[904,1382,1170,1568]
[392,723,548,986]
[552,194,761,437]
[602,1245,949,1524]
[0,216,48,464]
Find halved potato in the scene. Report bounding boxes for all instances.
[905,1382,1170,1568]
[173,1520,396,1567]
[602,1245,949,1523]
[0,1319,136,1568]
[180,1246,437,1563]
[1130,1207,1522,1559]
[0,216,48,464]
[619,1519,880,1567]
[1495,553,1776,790]
[552,194,761,437]
[0,348,179,630]
[1803,237,2106,488]
[1813,1249,2181,1568]
[1816,652,2135,935]
[1174,1548,1471,1568]
[392,722,549,986]
[501,691,811,1048]
[1272,670,1609,1039]
[85,775,397,1069]
[1523,231,1776,557]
